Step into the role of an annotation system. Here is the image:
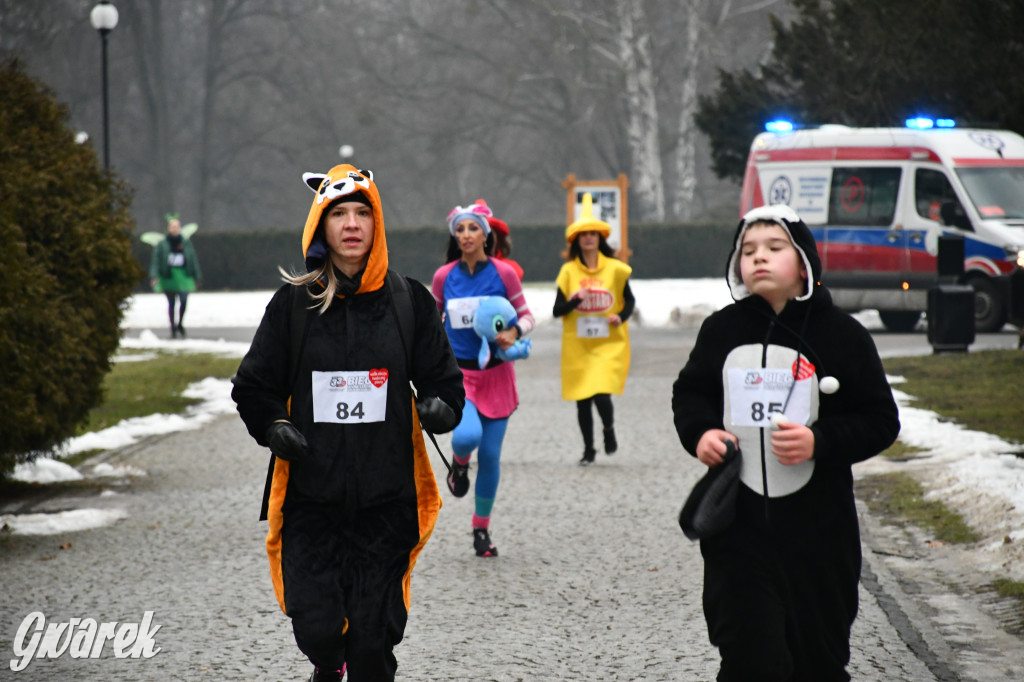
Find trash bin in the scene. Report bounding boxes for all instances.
[927,284,974,352]
[1009,267,1024,328]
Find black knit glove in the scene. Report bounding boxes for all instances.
[265,421,308,462]
[416,396,457,433]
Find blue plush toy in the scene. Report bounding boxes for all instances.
[473,296,532,369]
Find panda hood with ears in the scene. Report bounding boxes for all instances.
[299,164,389,294]
[725,204,822,303]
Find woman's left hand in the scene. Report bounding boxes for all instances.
[495,328,518,350]
[608,314,622,326]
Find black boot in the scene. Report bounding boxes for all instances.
[176,323,186,338]
[603,426,617,454]
[579,447,596,465]
[170,324,178,339]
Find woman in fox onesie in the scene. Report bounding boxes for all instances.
[231,165,464,682]
[553,192,635,464]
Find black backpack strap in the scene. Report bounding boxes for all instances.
[385,270,452,474]
[259,284,313,522]
[385,269,415,369]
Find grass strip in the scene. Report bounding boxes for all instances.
[879,440,926,460]
[857,471,981,544]
[79,352,241,435]
[882,350,1024,445]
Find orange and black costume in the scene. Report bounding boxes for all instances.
[231,165,464,679]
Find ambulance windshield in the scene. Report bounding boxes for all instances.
[955,166,1024,221]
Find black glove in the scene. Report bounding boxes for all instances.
[416,396,457,433]
[265,421,308,462]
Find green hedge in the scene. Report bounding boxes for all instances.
[131,222,736,291]
[1,59,141,474]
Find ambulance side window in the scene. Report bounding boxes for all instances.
[828,167,900,226]
[914,169,959,223]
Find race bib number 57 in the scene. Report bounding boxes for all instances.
[576,316,610,338]
[312,369,388,423]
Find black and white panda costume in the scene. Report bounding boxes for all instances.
[672,205,900,681]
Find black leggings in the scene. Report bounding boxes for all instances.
[576,394,613,449]
[165,292,188,326]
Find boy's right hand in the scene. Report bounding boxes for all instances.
[696,429,737,467]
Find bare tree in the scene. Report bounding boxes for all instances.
[614,0,664,221]
[672,0,702,220]
[5,0,794,231]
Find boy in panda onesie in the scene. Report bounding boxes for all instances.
[671,205,899,681]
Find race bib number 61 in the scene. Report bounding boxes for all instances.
[312,369,388,423]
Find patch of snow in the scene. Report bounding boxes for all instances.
[0,508,128,536]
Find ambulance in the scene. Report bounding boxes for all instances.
[740,121,1024,331]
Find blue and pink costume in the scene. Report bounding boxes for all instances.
[431,257,534,530]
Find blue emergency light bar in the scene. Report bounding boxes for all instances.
[765,119,794,133]
[905,117,957,130]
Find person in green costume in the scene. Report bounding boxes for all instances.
[149,214,202,338]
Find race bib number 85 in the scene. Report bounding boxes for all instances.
[312,369,388,423]
[727,367,810,427]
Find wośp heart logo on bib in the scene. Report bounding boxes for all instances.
[791,358,815,381]
[369,368,389,388]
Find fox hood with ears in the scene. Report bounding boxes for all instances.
[300,164,389,293]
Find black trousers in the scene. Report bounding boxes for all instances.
[699,511,861,682]
[576,393,613,449]
[281,498,418,681]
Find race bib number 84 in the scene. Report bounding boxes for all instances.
[312,369,388,423]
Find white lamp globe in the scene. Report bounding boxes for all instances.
[90,2,119,32]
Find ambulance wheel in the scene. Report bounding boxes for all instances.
[967,276,1007,333]
[879,310,921,332]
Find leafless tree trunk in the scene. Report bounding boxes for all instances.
[672,1,702,220]
[616,0,664,221]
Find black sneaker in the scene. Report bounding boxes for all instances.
[579,447,596,465]
[309,666,344,682]
[177,323,186,338]
[473,528,498,557]
[603,427,617,454]
[447,461,469,497]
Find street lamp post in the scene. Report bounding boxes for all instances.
[90,1,119,170]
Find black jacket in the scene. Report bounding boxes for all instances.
[232,276,464,510]
[673,205,899,531]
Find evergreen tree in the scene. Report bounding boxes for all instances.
[0,58,142,476]
[697,0,1024,182]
